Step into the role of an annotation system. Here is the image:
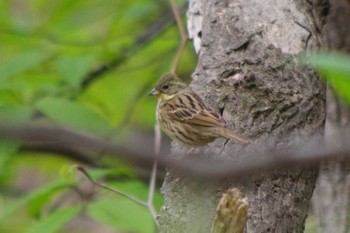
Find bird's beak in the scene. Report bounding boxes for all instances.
[148,88,160,96]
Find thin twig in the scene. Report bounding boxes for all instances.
[169,0,189,74]
[148,160,158,223]
[77,166,148,208]
[146,123,162,223]
[170,0,187,41]
[143,0,189,222]
[155,123,162,155]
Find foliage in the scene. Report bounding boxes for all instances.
[300,52,350,104]
[0,0,194,232]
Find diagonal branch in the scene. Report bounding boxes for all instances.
[77,166,148,207]
[81,3,188,89]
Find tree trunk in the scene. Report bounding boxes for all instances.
[158,0,327,232]
[312,1,350,232]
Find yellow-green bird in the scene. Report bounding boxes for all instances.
[149,73,250,146]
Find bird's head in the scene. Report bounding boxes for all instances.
[149,73,187,101]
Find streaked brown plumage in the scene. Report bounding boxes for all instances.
[149,72,250,146]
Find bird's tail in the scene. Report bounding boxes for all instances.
[215,127,251,144]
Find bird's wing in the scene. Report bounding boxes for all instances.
[167,91,225,127]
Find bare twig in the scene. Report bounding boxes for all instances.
[77,166,148,208]
[169,0,189,74]
[155,123,162,156]
[148,160,158,222]
[140,0,190,221]
[146,122,162,223]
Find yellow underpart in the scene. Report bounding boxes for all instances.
[160,93,176,101]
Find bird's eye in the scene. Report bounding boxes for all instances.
[162,84,169,90]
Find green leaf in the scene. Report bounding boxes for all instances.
[24,206,81,233]
[299,52,350,103]
[0,51,49,81]
[0,179,76,222]
[87,197,154,233]
[35,98,112,135]
[54,55,96,89]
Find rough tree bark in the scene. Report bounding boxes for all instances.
[158,1,327,232]
[312,1,350,232]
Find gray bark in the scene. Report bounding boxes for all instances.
[158,0,327,232]
[312,1,350,232]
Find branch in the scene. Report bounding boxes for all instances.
[1,124,349,180]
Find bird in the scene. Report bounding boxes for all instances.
[149,72,250,147]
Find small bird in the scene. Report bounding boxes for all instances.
[149,72,250,147]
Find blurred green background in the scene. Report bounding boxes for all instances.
[1,0,350,232]
[0,0,196,232]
